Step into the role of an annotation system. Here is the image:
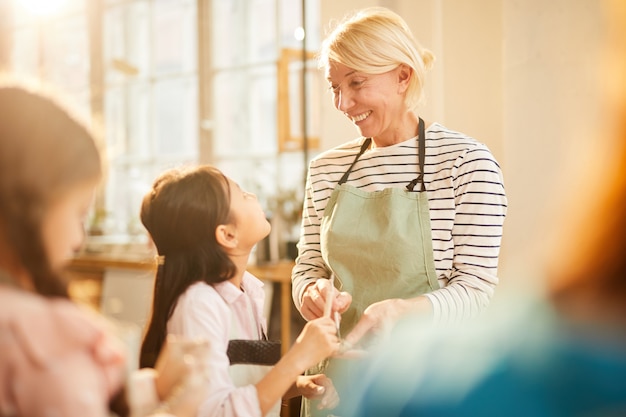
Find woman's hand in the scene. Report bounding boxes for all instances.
[301,279,352,321]
[344,296,432,349]
[296,374,339,410]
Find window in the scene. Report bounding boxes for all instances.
[207,0,320,249]
[4,0,320,253]
[102,0,199,237]
[8,0,90,119]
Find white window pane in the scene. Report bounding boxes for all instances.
[153,77,198,159]
[212,0,276,68]
[278,0,302,49]
[11,26,39,77]
[277,0,321,49]
[213,70,249,156]
[248,66,278,153]
[12,0,85,26]
[248,0,277,63]
[40,16,90,95]
[126,82,152,157]
[216,158,278,207]
[213,65,277,157]
[106,82,151,158]
[125,82,153,159]
[304,0,321,47]
[153,0,197,75]
[104,165,128,236]
[105,86,127,158]
[104,1,150,84]
[105,163,153,236]
[212,0,247,68]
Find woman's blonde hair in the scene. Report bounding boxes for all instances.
[319,7,435,110]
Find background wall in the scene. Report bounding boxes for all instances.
[315,0,606,299]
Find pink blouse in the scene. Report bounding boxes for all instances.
[0,285,127,416]
[167,272,269,417]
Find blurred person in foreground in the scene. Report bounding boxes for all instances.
[339,2,626,416]
[0,81,209,417]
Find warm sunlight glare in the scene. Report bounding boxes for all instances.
[16,0,69,17]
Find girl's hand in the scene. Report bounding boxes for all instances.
[154,335,210,400]
[296,374,339,410]
[289,317,340,371]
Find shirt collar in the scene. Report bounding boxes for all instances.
[213,271,265,305]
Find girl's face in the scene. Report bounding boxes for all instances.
[326,61,409,143]
[42,181,96,270]
[227,179,271,249]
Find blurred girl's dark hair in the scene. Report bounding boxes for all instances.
[0,83,103,298]
[139,165,236,368]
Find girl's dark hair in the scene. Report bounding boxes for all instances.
[139,165,236,368]
[0,84,102,298]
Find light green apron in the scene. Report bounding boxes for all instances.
[303,118,438,417]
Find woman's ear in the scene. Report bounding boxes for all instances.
[397,64,412,93]
[215,224,237,248]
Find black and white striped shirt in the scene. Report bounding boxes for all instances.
[292,123,508,324]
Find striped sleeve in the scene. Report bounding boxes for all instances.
[424,141,507,323]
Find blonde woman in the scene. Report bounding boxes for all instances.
[292,8,507,415]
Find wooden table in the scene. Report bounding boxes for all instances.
[66,254,295,354]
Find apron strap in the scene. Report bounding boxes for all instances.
[338,118,426,191]
[406,117,426,192]
[338,138,372,185]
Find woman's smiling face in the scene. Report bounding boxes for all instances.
[326,61,409,142]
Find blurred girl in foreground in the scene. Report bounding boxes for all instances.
[0,82,207,417]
